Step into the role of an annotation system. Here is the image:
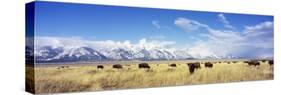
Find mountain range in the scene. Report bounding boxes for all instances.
[27,45,205,63]
[25,45,251,63]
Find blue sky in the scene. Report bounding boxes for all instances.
[33,1,274,58]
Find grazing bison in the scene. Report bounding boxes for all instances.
[187,62,201,74]
[113,64,123,69]
[232,61,237,63]
[169,64,177,67]
[205,62,213,68]
[268,60,274,65]
[246,60,260,66]
[261,60,267,62]
[139,63,150,69]
[97,65,104,69]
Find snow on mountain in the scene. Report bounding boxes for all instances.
[35,46,63,61]
[25,46,34,63]
[31,44,227,63]
[102,48,135,60]
[34,46,107,62]
[173,49,193,59]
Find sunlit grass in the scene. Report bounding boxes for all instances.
[27,60,273,94]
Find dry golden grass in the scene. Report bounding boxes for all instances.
[26,60,273,94]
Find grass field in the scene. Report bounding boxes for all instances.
[26,60,273,94]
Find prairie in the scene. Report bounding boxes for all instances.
[26,59,273,94]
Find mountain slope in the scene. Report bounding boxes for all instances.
[31,45,227,63]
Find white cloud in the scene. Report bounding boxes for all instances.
[187,21,273,58]
[243,21,274,49]
[174,17,210,32]
[217,13,235,29]
[35,37,176,51]
[244,21,273,34]
[218,14,229,24]
[152,20,161,29]
[173,16,273,58]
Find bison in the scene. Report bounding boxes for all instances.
[97,65,104,69]
[113,64,123,69]
[268,60,274,65]
[169,64,177,67]
[187,62,201,74]
[245,60,260,66]
[205,62,213,68]
[261,60,267,63]
[139,63,150,69]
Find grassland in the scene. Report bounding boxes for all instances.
[26,60,273,94]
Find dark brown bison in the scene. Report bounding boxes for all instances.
[232,61,237,63]
[268,60,274,65]
[113,64,123,69]
[261,60,267,62]
[97,65,104,69]
[169,64,177,67]
[139,63,150,69]
[187,62,201,74]
[245,60,260,66]
[205,62,213,68]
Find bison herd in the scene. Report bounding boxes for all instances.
[245,60,274,66]
[69,59,273,74]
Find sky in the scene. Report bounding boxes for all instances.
[33,1,274,58]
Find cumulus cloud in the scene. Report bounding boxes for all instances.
[217,13,235,29]
[35,37,176,51]
[244,21,273,34]
[186,21,273,58]
[174,17,210,32]
[173,16,273,58]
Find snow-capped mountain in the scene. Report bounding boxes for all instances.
[25,46,34,63]
[34,46,107,62]
[28,45,228,63]
[102,48,135,60]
